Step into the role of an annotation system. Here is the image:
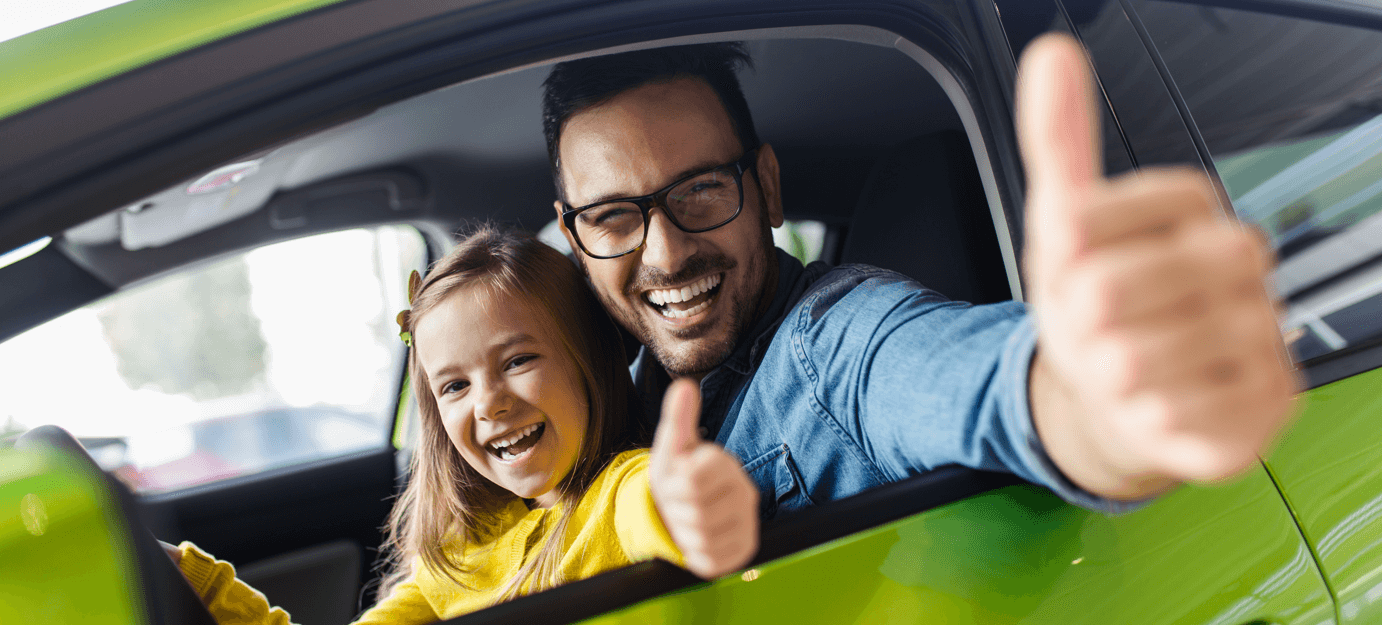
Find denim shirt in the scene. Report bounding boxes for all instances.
[632,249,1134,519]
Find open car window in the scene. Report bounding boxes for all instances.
[0,225,425,493]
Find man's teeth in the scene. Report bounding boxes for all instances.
[645,274,721,306]
[661,300,712,319]
[489,423,540,451]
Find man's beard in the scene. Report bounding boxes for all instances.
[604,252,751,377]
[580,199,779,378]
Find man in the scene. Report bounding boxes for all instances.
[542,36,1297,525]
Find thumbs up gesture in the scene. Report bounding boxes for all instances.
[649,379,760,579]
[1018,34,1300,499]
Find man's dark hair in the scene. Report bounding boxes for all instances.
[541,42,759,202]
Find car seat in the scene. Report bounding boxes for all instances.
[840,130,1012,305]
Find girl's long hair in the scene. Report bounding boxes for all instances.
[378,224,637,603]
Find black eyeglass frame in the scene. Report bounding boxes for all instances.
[561,146,761,259]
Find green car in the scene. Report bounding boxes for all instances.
[3,0,1382,623]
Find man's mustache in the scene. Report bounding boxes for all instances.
[626,254,736,295]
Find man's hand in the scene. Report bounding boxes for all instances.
[1019,33,1300,499]
[649,379,759,578]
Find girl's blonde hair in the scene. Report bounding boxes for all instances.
[379,224,637,603]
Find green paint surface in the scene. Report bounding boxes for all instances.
[579,472,1329,624]
[1265,365,1382,623]
[0,447,144,624]
[0,0,348,121]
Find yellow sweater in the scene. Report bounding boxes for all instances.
[177,450,681,624]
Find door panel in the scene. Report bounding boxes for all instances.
[144,447,396,620]
[571,472,1328,624]
[1266,368,1382,623]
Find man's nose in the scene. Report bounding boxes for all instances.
[639,208,697,275]
[473,380,513,421]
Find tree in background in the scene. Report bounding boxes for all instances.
[97,257,268,401]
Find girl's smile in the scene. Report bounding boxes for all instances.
[414,285,589,508]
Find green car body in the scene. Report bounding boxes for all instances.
[3,1,1382,624]
[0,447,145,625]
[0,0,343,122]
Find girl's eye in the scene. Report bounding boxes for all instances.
[441,380,469,395]
[506,354,537,370]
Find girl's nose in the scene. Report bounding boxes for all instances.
[473,382,514,421]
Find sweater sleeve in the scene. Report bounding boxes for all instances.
[352,574,439,625]
[178,544,439,625]
[609,452,685,567]
[177,542,292,625]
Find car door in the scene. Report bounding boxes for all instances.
[1094,1,1382,622]
[449,2,1339,622]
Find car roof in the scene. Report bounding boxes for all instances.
[0,0,348,122]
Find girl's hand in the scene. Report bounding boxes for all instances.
[649,379,760,579]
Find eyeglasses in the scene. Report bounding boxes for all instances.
[561,147,760,259]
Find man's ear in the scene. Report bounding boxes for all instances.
[755,144,785,228]
[553,200,582,254]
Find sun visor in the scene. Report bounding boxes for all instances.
[119,159,278,250]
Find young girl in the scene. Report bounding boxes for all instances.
[169,225,759,623]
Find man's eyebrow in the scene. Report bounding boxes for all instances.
[580,158,728,206]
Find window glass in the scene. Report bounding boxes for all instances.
[772,219,827,264]
[1138,1,1382,361]
[0,226,426,492]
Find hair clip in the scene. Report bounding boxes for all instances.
[397,270,422,347]
[397,309,413,347]
[407,269,422,306]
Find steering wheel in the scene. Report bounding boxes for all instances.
[15,425,218,625]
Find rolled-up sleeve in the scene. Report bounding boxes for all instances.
[797,267,1142,513]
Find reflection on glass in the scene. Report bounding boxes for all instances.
[1140,0,1382,362]
[1221,117,1382,360]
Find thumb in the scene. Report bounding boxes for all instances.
[653,378,703,460]
[1016,32,1103,203]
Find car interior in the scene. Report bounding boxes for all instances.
[1,25,1030,625]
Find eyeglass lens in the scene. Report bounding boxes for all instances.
[574,168,740,257]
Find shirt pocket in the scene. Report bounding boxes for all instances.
[741,444,815,520]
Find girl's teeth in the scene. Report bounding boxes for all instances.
[491,423,539,450]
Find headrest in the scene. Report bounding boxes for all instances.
[840,131,1011,305]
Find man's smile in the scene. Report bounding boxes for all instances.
[643,273,723,319]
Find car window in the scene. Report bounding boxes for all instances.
[1136,1,1382,362]
[0,225,426,493]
